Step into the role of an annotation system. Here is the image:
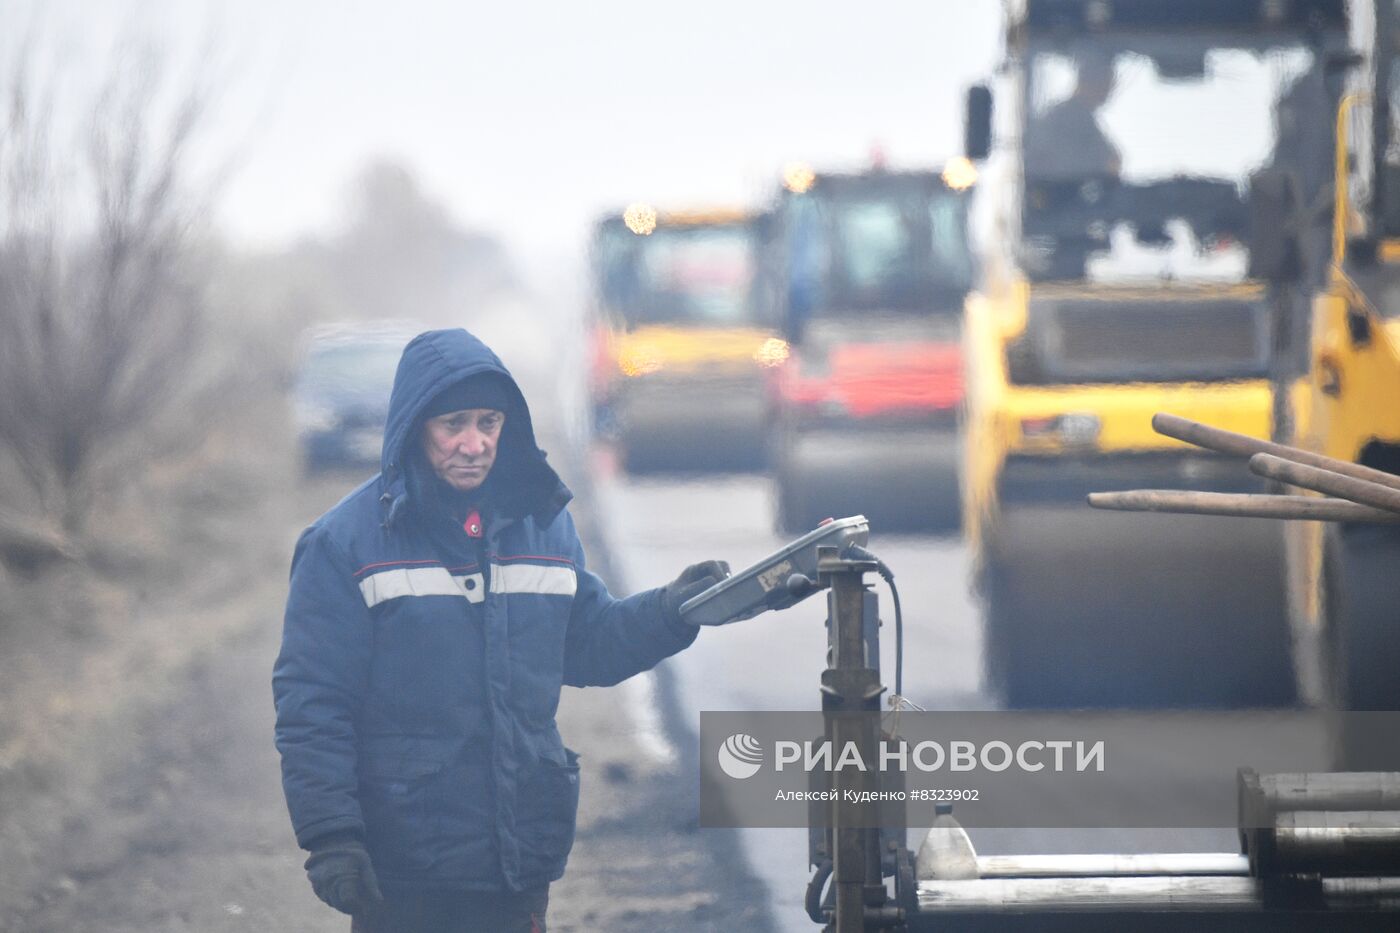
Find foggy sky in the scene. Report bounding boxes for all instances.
[13,0,1002,282]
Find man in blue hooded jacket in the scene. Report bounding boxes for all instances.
[273,328,728,932]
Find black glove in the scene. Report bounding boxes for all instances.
[663,560,731,625]
[304,834,383,915]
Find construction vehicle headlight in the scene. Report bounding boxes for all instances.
[783,162,816,194]
[1059,413,1101,445]
[754,337,790,367]
[942,157,978,191]
[1020,413,1100,446]
[623,203,657,236]
[618,345,663,377]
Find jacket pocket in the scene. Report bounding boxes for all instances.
[359,753,449,877]
[513,749,581,883]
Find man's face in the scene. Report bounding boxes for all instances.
[421,408,505,491]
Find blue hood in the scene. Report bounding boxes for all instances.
[378,328,571,528]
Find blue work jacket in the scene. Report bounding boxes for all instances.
[273,328,698,891]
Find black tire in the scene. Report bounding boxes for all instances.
[771,433,960,536]
[980,558,1039,706]
[979,555,1143,708]
[1323,523,1400,769]
[621,428,767,475]
[981,510,1296,710]
[917,470,962,536]
[618,426,698,474]
[618,436,663,474]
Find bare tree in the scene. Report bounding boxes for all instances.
[0,40,228,565]
[290,159,517,326]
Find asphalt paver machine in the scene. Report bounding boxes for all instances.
[680,504,1400,930]
[793,519,1400,931]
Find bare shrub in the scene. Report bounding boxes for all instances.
[0,40,232,564]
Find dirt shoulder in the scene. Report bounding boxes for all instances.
[0,465,773,932]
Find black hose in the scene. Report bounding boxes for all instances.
[805,858,833,923]
[889,572,904,700]
[841,544,904,700]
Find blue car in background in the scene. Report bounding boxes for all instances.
[292,322,423,472]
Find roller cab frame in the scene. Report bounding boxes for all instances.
[1260,0,1400,765]
[763,167,976,535]
[796,519,1400,932]
[960,0,1350,708]
[587,207,782,473]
